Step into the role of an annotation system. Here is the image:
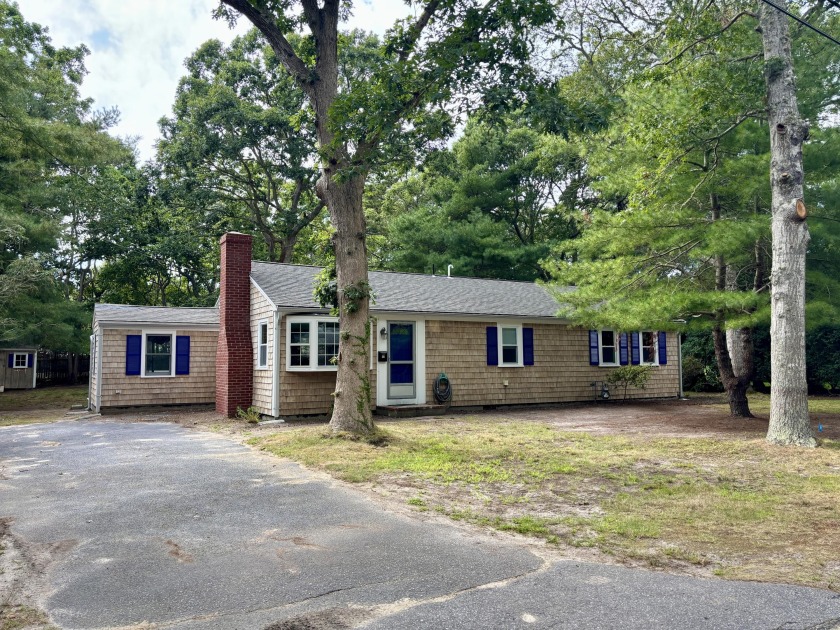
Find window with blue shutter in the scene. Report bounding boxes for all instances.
[619,333,629,365]
[7,354,12,368]
[175,336,190,375]
[126,335,142,375]
[523,328,534,366]
[486,326,499,366]
[27,353,33,368]
[658,332,668,365]
[630,332,641,365]
[589,330,599,365]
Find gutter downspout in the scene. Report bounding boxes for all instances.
[271,308,282,418]
[88,335,94,409]
[678,332,684,399]
[95,329,103,412]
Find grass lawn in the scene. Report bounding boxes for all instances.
[699,391,840,416]
[0,385,87,427]
[251,412,840,591]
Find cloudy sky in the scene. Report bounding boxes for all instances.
[24,1,414,161]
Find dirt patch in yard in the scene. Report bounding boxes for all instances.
[481,398,840,441]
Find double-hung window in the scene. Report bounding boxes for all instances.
[640,331,658,365]
[500,326,521,366]
[317,322,339,367]
[287,317,339,371]
[494,324,524,367]
[144,333,173,376]
[257,320,269,369]
[599,330,618,366]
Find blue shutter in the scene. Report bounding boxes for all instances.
[27,353,33,368]
[175,336,190,375]
[126,335,142,375]
[7,354,12,368]
[630,332,641,365]
[589,330,599,365]
[523,327,534,366]
[658,332,668,365]
[486,326,498,366]
[619,333,629,365]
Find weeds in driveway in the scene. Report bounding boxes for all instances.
[252,416,840,590]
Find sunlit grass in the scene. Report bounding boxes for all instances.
[0,385,87,427]
[252,416,840,590]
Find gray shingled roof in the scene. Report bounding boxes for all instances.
[94,304,219,326]
[251,262,567,318]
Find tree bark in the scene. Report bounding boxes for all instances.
[710,195,753,418]
[758,1,815,446]
[318,173,375,434]
[221,0,375,435]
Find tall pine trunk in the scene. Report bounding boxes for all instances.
[758,1,815,446]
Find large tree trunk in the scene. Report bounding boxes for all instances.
[758,2,815,446]
[711,196,754,418]
[725,266,755,416]
[718,326,754,417]
[318,173,375,434]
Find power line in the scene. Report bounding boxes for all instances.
[758,0,840,47]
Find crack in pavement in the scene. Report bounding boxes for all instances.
[91,554,552,630]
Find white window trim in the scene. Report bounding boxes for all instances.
[257,319,269,370]
[639,331,659,366]
[140,330,176,378]
[286,316,339,372]
[12,352,28,369]
[497,323,524,368]
[599,329,619,367]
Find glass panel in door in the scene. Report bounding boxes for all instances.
[388,322,415,399]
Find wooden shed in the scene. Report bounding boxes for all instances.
[0,347,37,391]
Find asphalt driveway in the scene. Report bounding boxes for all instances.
[1,419,839,629]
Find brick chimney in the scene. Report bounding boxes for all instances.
[216,232,253,417]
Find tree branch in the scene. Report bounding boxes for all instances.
[397,0,443,62]
[220,0,314,97]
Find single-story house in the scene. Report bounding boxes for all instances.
[0,347,37,391]
[89,232,681,416]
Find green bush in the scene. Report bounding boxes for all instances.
[606,365,653,400]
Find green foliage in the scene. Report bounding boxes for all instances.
[342,281,374,315]
[372,115,588,280]
[0,1,130,349]
[236,406,262,424]
[546,1,840,339]
[606,365,653,400]
[157,28,331,264]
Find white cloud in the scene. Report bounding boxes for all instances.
[23,0,414,161]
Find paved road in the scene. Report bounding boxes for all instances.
[1,420,838,630]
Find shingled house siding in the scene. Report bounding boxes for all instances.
[277,314,377,416]
[424,321,679,406]
[0,350,35,389]
[98,328,217,408]
[251,283,274,416]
